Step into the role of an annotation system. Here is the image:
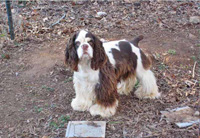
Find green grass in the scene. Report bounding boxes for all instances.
[58,115,70,128]
[20,108,25,112]
[0,34,5,37]
[49,115,70,129]
[34,106,43,113]
[49,121,59,129]
[191,56,196,61]
[64,77,73,83]
[159,63,166,70]
[42,85,55,92]
[13,41,25,47]
[168,49,176,55]
[197,44,200,47]
[134,80,140,89]
[1,54,5,59]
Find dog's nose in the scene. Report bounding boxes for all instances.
[82,44,88,51]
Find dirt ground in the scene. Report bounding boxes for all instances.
[0,1,200,138]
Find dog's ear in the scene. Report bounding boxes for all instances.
[91,35,107,70]
[65,33,79,71]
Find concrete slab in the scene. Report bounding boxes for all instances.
[65,121,106,138]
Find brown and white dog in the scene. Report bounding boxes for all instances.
[65,30,160,117]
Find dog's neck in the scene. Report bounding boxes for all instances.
[78,57,92,72]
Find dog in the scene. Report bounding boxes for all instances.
[65,30,160,117]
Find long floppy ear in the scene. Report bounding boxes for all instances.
[65,33,79,71]
[91,35,107,70]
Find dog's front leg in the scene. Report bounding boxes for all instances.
[71,80,94,111]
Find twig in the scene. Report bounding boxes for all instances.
[51,13,66,27]
[123,126,127,138]
[192,61,197,78]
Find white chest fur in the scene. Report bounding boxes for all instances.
[71,64,100,111]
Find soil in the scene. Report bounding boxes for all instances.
[0,1,199,138]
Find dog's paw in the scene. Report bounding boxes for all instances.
[135,87,160,99]
[71,98,92,111]
[89,101,118,118]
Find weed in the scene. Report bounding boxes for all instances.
[51,104,57,108]
[50,121,59,129]
[1,54,5,59]
[191,56,196,61]
[168,49,176,55]
[49,115,70,129]
[58,115,70,128]
[197,44,200,47]
[0,34,5,37]
[13,41,24,47]
[134,80,140,89]
[20,108,25,112]
[156,53,161,58]
[159,63,166,70]
[34,106,43,113]
[45,103,48,107]
[42,85,55,92]
[64,77,73,83]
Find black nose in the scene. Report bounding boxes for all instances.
[82,44,88,51]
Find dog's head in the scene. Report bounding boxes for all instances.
[65,30,107,71]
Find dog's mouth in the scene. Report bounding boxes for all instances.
[83,51,89,55]
[80,52,91,59]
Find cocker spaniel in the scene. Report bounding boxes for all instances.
[65,30,160,117]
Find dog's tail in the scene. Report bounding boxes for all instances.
[130,35,144,47]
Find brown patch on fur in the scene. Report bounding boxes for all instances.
[112,41,137,82]
[87,31,117,107]
[130,35,143,47]
[140,50,152,70]
[65,32,79,71]
[95,61,118,107]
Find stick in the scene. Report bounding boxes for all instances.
[51,13,66,27]
[192,61,197,78]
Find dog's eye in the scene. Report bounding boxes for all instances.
[75,42,80,48]
[88,40,94,45]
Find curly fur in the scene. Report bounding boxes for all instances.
[65,30,160,118]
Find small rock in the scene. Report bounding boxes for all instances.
[43,17,48,22]
[188,33,197,39]
[8,127,15,132]
[189,16,200,24]
[194,111,199,116]
[11,9,16,14]
[15,72,19,76]
[27,119,30,123]
[97,12,107,16]
[110,125,116,131]
[169,11,176,15]
[96,11,107,19]
[57,31,62,35]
